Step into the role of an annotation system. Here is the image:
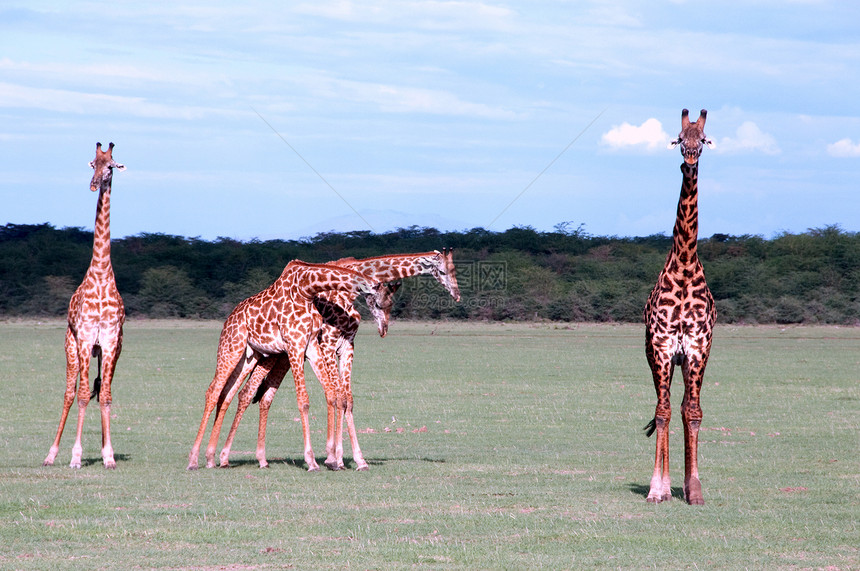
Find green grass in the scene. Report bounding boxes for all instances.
[0,320,857,569]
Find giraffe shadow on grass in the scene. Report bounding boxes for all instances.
[219,457,307,470]
[220,456,446,470]
[78,453,131,468]
[628,483,685,501]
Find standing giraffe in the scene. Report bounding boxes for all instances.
[644,109,716,505]
[187,260,390,471]
[44,142,126,470]
[218,250,460,471]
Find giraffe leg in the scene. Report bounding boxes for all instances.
[188,343,249,470]
[205,354,257,468]
[44,328,79,467]
[219,367,261,468]
[288,348,319,472]
[308,346,343,471]
[69,343,95,469]
[320,358,344,472]
[256,384,281,468]
[252,357,289,468]
[681,355,707,505]
[339,339,369,471]
[646,347,673,503]
[220,356,281,467]
[98,339,122,470]
[305,341,339,470]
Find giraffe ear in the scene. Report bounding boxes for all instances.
[704,138,715,149]
[668,138,681,149]
[89,160,96,169]
[113,162,127,171]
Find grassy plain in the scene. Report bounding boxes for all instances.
[0,319,857,570]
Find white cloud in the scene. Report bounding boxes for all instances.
[717,121,780,155]
[601,118,669,151]
[826,138,860,157]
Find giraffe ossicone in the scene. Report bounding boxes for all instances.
[667,108,714,164]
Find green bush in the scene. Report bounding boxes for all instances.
[1,223,857,324]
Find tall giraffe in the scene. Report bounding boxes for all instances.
[644,109,716,504]
[44,142,126,470]
[218,249,460,471]
[186,260,390,471]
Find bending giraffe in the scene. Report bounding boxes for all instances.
[44,143,126,470]
[214,282,401,471]
[218,249,460,471]
[644,109,716,505]
[187,260,390,471]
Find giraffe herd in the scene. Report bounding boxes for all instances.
[43,108,715,505]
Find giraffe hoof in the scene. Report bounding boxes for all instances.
[105,462,117,470]
[685,478,703,505]
[355,464,369,472]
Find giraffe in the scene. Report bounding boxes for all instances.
[643,109,716,505]
[216,281,402,471]
[43,142,126,470]
[186,260,390,471]
[217,249,460,471]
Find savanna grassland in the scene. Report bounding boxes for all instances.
[0,320,857,570]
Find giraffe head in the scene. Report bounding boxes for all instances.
[376,281,402,337]
[426,249,461,302]
[360,282,401,338]
[89,142,126,192]
[668,109,714,165]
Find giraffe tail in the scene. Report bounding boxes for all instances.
[90,345,102,401]
[643,417,657,438]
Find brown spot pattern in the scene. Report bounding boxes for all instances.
[44,143,126,471]
[643,142,716,505]
[215,250,461,471]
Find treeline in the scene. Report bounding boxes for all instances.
[1,222,857,325]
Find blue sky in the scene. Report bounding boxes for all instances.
[2,1,859,241]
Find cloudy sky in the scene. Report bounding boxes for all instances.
[3,1,859,241]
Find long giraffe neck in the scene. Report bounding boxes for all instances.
[89,185,115,273]
[288,262,377,299]
[669,162,700,268]
[340,252,436,282]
